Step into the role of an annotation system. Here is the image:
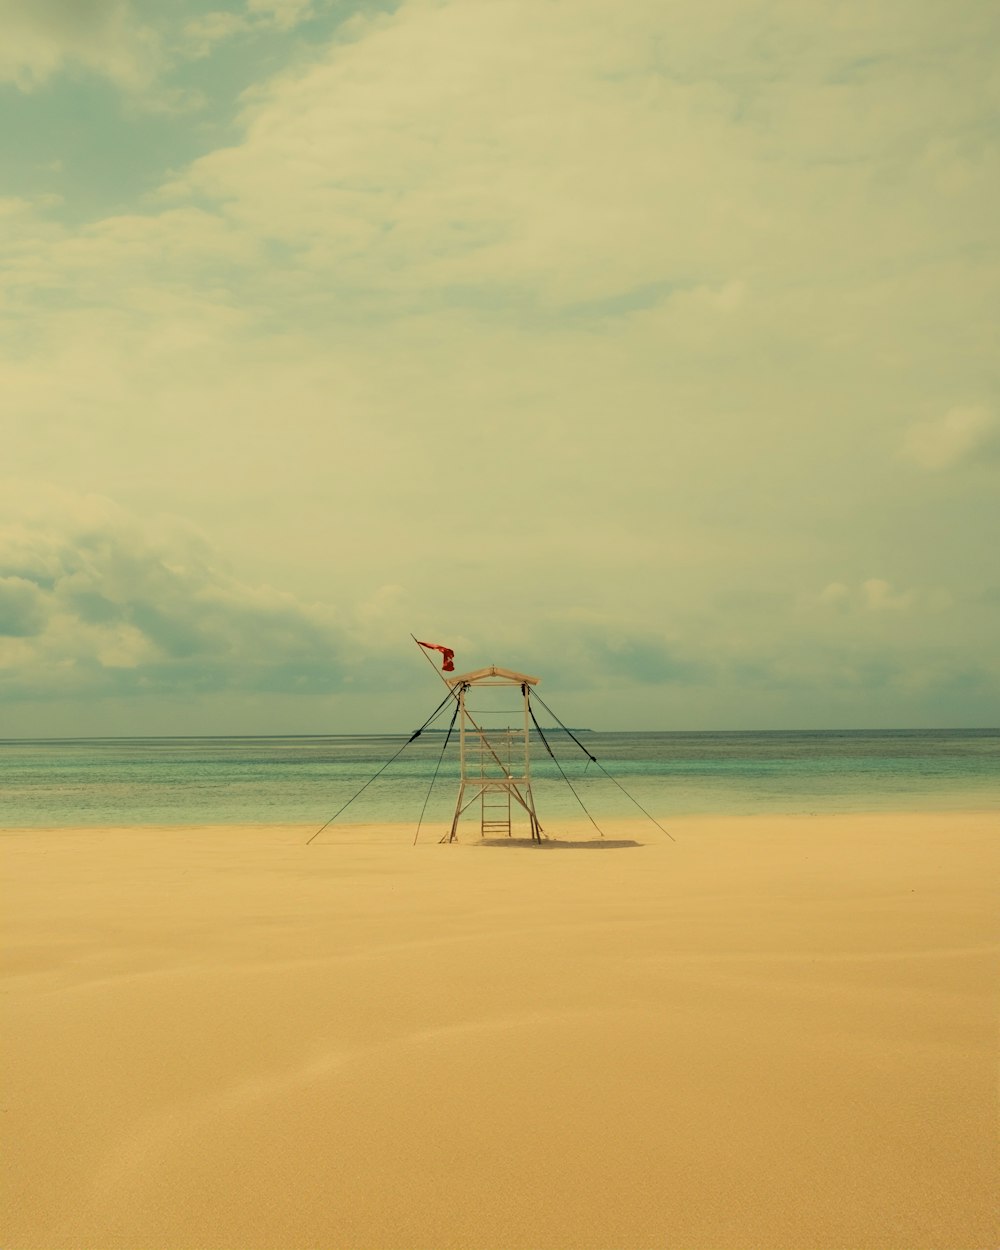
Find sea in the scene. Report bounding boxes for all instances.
[1,729,996,829]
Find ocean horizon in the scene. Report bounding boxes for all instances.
[2,727,996,829]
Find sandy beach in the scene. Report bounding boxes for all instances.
[2,812,997,1250]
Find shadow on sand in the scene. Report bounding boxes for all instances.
[476,837,643,850]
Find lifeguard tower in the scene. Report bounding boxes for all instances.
[444,665,542,842]
[307,642,675,847]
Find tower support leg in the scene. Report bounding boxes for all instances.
[446,783,466,843]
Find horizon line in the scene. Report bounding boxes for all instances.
[2,726,997,744]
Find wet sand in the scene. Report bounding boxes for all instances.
[2,812,997,1249]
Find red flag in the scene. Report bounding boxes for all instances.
[416,640,455,672]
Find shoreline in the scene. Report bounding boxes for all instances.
[3,804,997,836]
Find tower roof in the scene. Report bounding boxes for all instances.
[447,665,539,686]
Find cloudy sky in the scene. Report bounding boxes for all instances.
[2,0,998,735]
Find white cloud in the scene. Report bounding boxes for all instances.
[862,579,913,612]
[811,580,917,614]
[171,0,752,305]
[183,0,318,57]
[0,0,160,90]
[818,582,851,609]
[0,0,321,96]
[246,0,314,31]
[157,0,997,317]
[902,405,997,470]
[183,9,252,58]
[1,0,998,729]
[0,485,359,699]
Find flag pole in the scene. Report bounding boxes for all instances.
[409,635,528,804]
[411,634,456,689]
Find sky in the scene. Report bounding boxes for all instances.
[2,0,998,735]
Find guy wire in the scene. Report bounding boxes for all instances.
[527,700,605,839]
[531,690,676,842]
[413,698,461,845]
[306,690,454,845]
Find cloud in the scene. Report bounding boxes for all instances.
[1,484,996,730]
[0,576,47,637]
[0,486,362,699]
[812,579,916,613]
[902,405,998,470]
[0,0,324,96]
[862,578,913,612]
[1,0,998,731]
[0,0,160,90]
[183,0,320,57]
[158,0,997,320]
[818,582,851,611]
[183,10,252,59]
[571,631,709,688]
[168,0,755,307]
[246,0,315,31]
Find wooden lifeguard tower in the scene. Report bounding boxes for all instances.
[444,665,542,842]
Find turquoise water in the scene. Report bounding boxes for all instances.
[1,729,996,829]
